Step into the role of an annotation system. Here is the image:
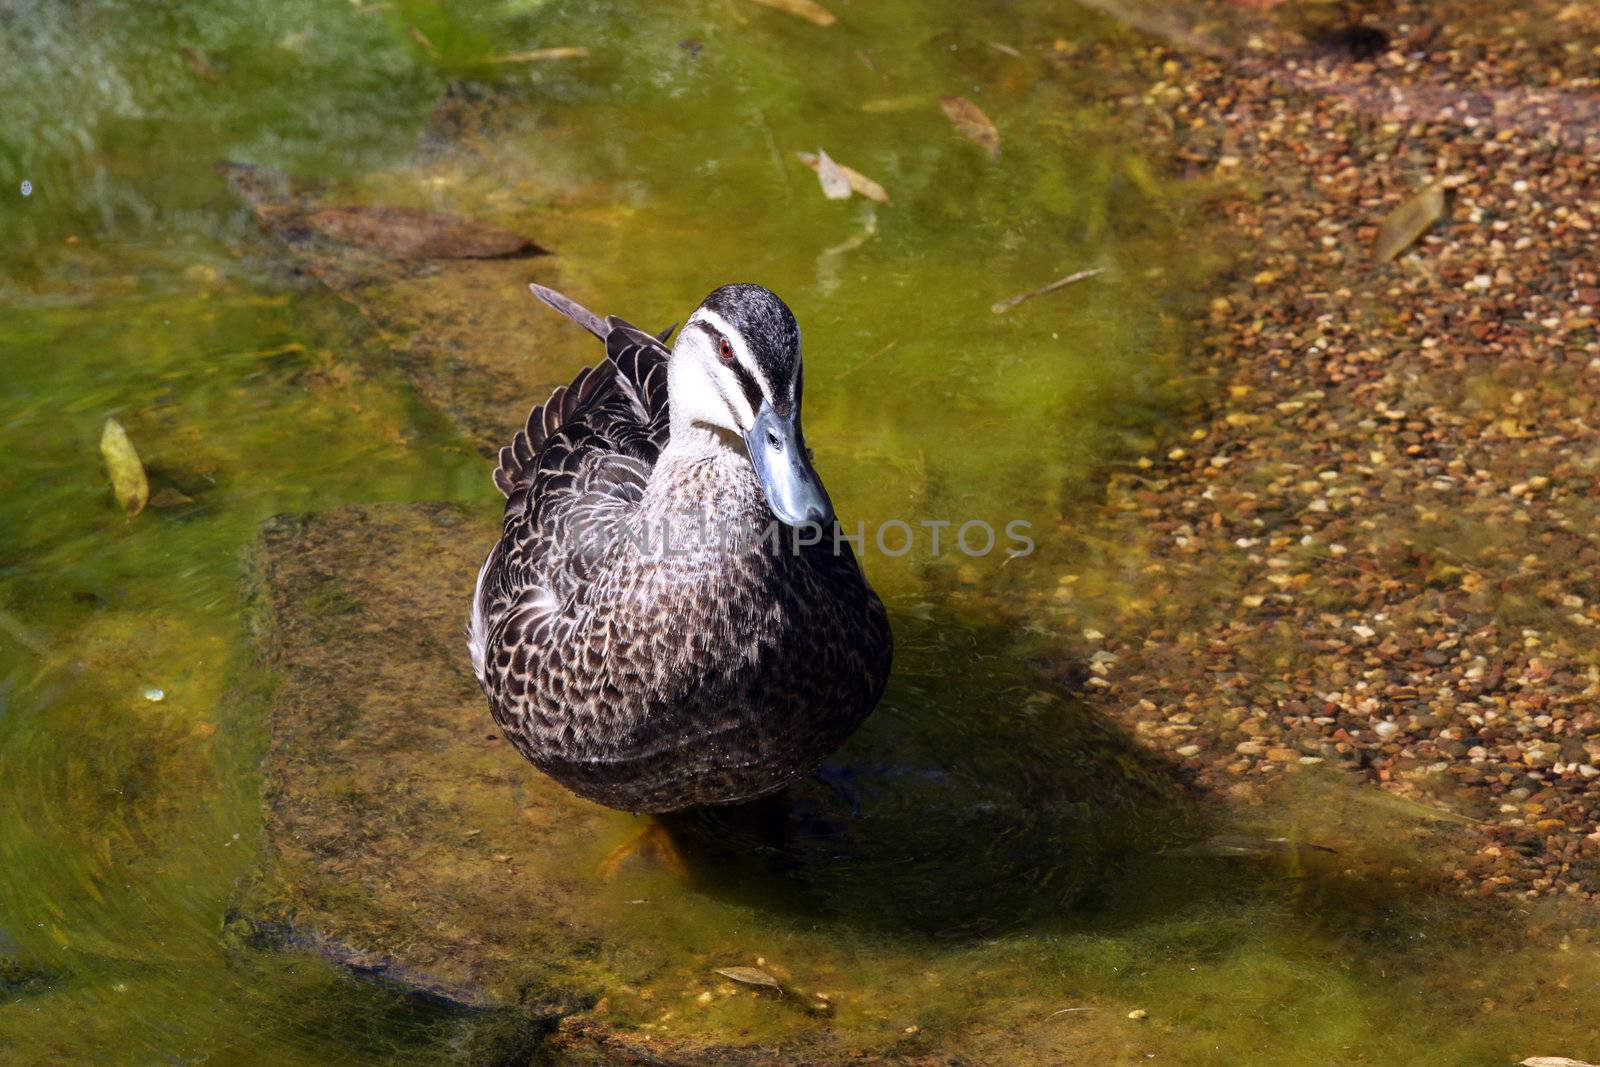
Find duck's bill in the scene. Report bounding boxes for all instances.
[744,402,835,528]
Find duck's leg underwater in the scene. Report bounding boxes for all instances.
[598,793,801,878]
[597,820,691,882]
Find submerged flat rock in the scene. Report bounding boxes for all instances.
[245,503,774,1062]
[247,504,607,997]
[241,503,1194,1063]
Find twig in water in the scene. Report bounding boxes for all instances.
[837,340,897,380]
[991,267,1108,314]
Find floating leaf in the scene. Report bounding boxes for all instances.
[1522,1059,1600,1067]
[302,207,546,260]
[991,267,1107,314]
[1374,181,1446,262]
[100,418,149,517]
[715,966,783,992]
[747,0,837,26]
[795,151,891,204]
[940,96,1000,158]
[810,149,853,201]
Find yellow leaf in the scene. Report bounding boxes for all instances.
[485,47,589,63]
[100,418,149,517]
[1374,182,1447,262]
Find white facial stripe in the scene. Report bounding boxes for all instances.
[689,307,775,404]
[671,313,755,434]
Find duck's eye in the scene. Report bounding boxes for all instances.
[717,336,734,362]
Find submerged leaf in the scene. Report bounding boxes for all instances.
[861,95,924,113]
[485,47,589,63]
[1161,834,1338,859]
[1522,1060,1600,1067]
[302,207,546,260]
[179,46,223,85]
[795,151,891,204]
[100,418,149,517]
[1374,182,1446,262]
[747,0,837,26]
[149,486,195,509]
[408,25,437,56]
[940,96,1000,158]
[715,966,783,992]
[810,149,853,201]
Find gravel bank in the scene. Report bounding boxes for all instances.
[1060,0,1600,900]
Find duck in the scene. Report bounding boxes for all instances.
[470,283,893,814]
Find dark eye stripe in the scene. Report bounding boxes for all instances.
[726,354,765,412]
[699,322,766,412]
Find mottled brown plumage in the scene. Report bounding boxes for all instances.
[470,284,892,812]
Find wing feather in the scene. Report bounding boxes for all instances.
[492,289,671,547]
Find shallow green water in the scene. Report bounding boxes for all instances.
[4,0,1600,1063]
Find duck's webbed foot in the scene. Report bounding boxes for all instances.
[597,820,690,882]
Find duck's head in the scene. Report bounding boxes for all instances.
[670,284,834,527]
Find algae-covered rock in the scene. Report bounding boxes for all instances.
[245,504,617,1006]
[240,503,1192,1063]
[241,504,847,1062]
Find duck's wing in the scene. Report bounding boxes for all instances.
[489,287,672,592]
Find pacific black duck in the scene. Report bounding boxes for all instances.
[470,283,893,813]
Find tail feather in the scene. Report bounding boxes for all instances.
[530,283,608,340]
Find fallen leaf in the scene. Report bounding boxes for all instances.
[179,46,223,84]
[940,96,1000,157]
[302,207,546,259]
[408,25,437,55]
[795,151,891,204]
[485,47,589,63]
[861,95,924,113]
[1374,181,1447,262]
[100,418,149,517]
[747,0,836,26]
[810,149,853,201]
[1522,1059,1600,1067]
[715,966,783,992]
[991,267,1107,314]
